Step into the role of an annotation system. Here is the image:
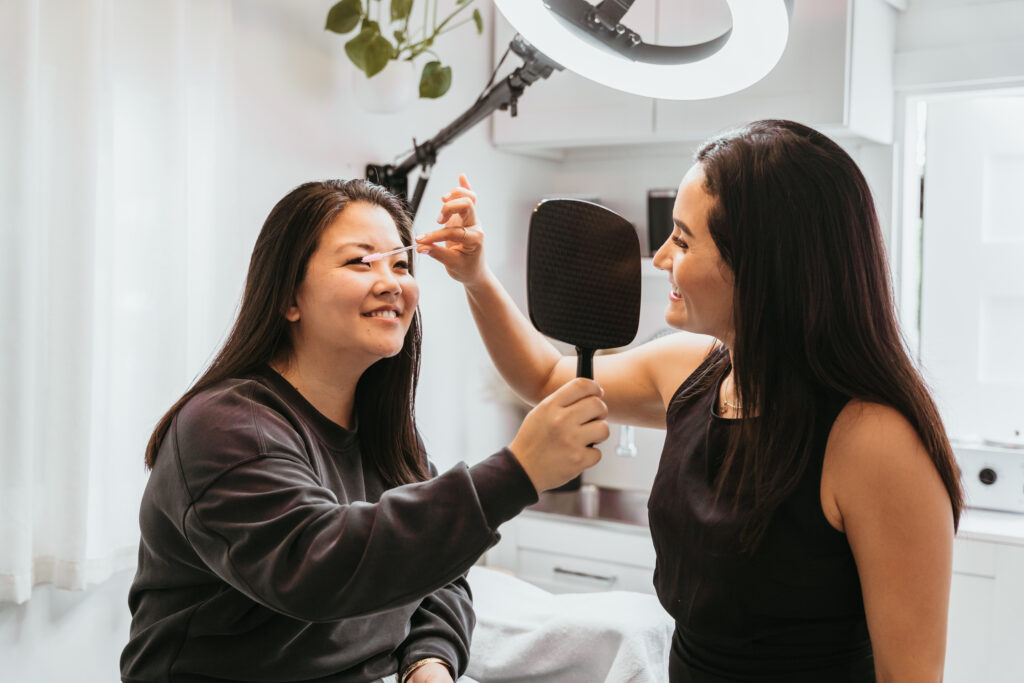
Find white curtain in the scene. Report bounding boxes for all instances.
[0,0,237,603]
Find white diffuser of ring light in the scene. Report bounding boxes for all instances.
[492,0,790,100]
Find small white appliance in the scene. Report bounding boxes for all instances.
[956,441,1024,515]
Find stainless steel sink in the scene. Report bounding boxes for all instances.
[527,484,650,527]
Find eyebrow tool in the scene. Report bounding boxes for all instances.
[361,244,418,263]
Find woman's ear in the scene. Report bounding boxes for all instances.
[284,302,300,323]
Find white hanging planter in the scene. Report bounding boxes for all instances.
[351,59,417,114]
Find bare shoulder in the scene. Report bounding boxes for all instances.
[823,399,952,533]
[829,400,924,459]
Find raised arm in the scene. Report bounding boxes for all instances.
[417,175,711,428]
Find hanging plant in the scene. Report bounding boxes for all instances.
[326,0,484,99]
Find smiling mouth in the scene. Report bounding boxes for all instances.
[364,310,399,319]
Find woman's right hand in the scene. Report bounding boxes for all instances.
[416,174,488,287]
[509,378,610,493]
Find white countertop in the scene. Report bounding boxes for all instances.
[957,508,1024,546]
[525,490,1024,548]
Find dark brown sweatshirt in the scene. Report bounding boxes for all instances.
[120,365,537,683]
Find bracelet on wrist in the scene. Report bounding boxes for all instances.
[400,656,450,683]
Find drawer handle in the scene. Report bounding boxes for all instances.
[552,566,618,586]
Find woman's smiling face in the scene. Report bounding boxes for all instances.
[652,163,735,343]
[285,201,419,366]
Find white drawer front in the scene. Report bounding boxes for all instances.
[516,515,657,569]
[517,548,656,595]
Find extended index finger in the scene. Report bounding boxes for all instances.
[459,173,472,191]
[436,197,476,226]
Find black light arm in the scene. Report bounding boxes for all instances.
[366,35,563,217]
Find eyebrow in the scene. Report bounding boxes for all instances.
[673,218,695,238]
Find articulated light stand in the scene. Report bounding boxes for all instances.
[363,0,655,216]
[365,34,563,217]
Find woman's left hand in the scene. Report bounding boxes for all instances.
[406,661,454,683]
[416,174,488,287]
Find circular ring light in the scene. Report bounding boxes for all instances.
[493,0,790,100]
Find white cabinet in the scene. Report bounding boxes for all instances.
[655,0,896,144]
[486,513,657,595]
[490,0,897,151]
[945,535,1024,683]
[946,538,997,683]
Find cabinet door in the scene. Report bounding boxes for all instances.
[654,0,894,143]
[485,514,658,594]
[945,573,994,682]
[946,538,996,682]
[946,538,1024,683]
[989,543,1024,683]
[919,96,1024,446]
[490,8,655,148]
[654,0,848,140]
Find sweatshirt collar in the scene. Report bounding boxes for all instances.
[253,364,359,448]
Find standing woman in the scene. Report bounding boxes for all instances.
[420,120,963,682]
[120,179,608,683]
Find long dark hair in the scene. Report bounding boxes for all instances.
[695,120,962,545]
[145,179,429,487]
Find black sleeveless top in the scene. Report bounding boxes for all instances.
[647,346,875,682]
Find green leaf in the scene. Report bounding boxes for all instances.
[365,37,394,76]
[391,0,413,22]
[457,0,471,5]
[325,0,363,34]
[472,8,483,34]
[345,25,394,77]
[419,60,452,98]
[393,30,406,43]
[362,18,380,33]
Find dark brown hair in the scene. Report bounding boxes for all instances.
[145,179,429,486]
[695,119,962,545]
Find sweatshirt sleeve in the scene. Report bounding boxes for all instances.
[170,380,538,622]
[179,449,535,622]
[396,575,474,678]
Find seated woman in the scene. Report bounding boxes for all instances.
[419,120,963,682]
[119,179,610,683]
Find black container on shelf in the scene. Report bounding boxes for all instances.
[647,189,676,256]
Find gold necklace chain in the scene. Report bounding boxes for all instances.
[721,373,741,412]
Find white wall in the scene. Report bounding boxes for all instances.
[0,1,553,680]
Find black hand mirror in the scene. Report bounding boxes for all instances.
[527,198,642,489]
